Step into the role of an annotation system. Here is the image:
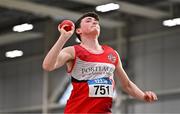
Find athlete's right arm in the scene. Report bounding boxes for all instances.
[42,25,75,72]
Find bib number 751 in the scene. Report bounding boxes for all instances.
[94,85,110,95]
[88,78,113,97]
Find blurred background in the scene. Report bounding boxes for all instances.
[0,0,180,113]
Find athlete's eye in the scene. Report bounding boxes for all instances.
[94,21,99,25]
[86,20,91,23]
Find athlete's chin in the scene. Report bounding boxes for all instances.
[90,29,100,35]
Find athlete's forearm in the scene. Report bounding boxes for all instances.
[42,35,69,71]
[123,80,145,101]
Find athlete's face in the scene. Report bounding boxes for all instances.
[77,17,100,37]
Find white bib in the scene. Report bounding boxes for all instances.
[87,77,113,97]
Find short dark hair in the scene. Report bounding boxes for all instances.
[75,12,99,41]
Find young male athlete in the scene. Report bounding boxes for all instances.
[42,12,158,113]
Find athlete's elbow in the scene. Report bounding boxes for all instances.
[42,63,54,72]
[121,81,131,92]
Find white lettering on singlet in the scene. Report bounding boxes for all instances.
[70,58,115,80]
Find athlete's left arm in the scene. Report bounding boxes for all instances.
[114,52,158,102]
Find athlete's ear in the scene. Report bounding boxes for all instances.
[76,28,81,34]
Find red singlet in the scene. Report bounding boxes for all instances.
[64,45,118,113]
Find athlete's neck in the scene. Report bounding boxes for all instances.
[80,38,103,52]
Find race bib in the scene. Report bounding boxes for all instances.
[87,77,113,97]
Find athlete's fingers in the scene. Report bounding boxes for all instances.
[144,91,158,102]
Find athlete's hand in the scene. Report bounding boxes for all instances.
[144,91,158,103]
[58,24,75,40]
